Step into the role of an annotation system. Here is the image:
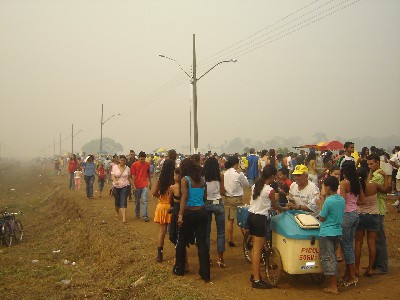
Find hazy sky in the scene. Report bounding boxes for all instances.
[1,0,399,158]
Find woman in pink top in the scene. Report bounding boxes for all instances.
[355,167,389,277]
[339,161,365,287]
[111,155,133,223]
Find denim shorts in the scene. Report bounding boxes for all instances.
[319,236,340,275]
[357,214,380,232]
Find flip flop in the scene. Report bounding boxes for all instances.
[323,288,340,295]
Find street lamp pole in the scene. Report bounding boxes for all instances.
[72,123,83,154]
[100,104,104,152]
[159,34,237,154]
[100,104,121,153]
[192,34,198,154]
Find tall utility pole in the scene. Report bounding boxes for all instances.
[192,34,198,154]
[100,104,104,152]
[159,35,236,154]
[72,124,74,154]
[59,133,61,156]
[100,104,120,153]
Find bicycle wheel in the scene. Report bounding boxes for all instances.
[1,222,12,247]
[264,247,283,287]
[242,231,253,264]
[15,220,24,242]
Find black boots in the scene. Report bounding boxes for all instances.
[157,247,163,262]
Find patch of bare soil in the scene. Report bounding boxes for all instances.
[0,161,399,299]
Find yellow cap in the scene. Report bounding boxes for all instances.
[292,164,309,175]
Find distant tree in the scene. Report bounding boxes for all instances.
[81,138,123,155]
[243,147,250,153]
[227,138,244,154]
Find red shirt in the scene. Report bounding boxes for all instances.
[284,179,292,189]
[130,161,150,188]
[68,160,77,173]
[97,167,105,179]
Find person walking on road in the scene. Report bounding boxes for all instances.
[131,151,152,222]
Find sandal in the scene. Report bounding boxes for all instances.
[343,278,358,287]
[216,259,227,268]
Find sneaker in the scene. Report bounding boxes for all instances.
[143,216,149,222]
[392,200,399,207]
[252,279,271,289]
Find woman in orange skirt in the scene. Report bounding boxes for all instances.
[153,159,175,262]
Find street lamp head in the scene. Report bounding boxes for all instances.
[159,54,166,58]
[231,59,238,63]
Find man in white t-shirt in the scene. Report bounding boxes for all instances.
[286,164,320,217]
[389,146,400,209]
[338,141,356,169]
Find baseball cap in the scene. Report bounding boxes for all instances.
[292,164,308,175]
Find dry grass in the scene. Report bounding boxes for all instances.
[1,161,400,299]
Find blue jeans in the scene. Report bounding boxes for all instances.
[373,215,388,273]
[84,175,95,198]
[340,211,359,264]
[114,186,129,208]
[205,200,225,253]
[69,173,75,190]
[134,187,148,217]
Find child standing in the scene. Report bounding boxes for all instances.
[74,168,83,190]
[319,176,345,295]
[97,162,106,198]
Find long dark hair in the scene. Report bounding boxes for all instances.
[361,147,369,158]
[180,158,202,182]
[204,157,221,182]
[268,149,276,167]
[253,165,277,199]
[357,167,368,193]
[341,160,361,196]
[159,159,175,195]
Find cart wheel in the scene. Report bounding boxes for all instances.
[264,247,283,287]
[310,273,325,285]
[242,231,253,264]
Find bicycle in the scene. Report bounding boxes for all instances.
[237,206,282,286]
[1,210,24,247]
[0,219,12,247]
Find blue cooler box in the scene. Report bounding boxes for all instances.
[236,205,249,229]
[270,210,322,274]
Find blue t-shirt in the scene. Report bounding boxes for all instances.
[246,154,259,179]
[84,162,96,176]
[319,194,345,237]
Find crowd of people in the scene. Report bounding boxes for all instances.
[60,143,399,293]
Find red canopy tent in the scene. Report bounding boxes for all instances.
[294,141,344,151]
[315,141,344,151]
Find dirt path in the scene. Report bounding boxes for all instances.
[0,161,399,299]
